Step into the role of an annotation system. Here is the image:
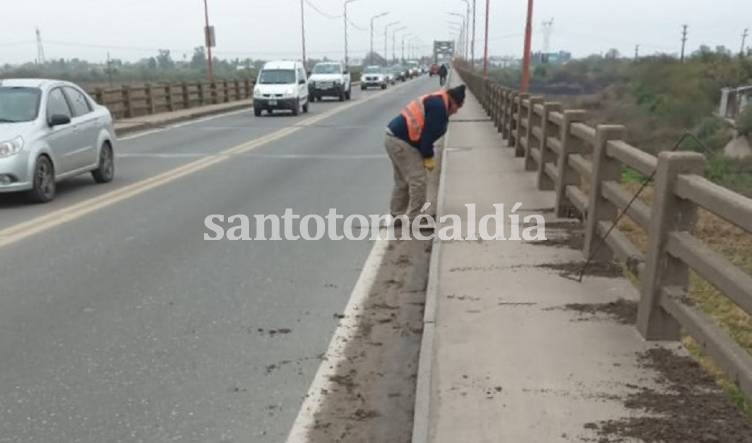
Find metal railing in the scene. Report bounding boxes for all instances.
[458,66,752,399]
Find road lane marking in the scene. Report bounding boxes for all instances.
[117,108,251,141]
[117,153,388,160]
[285,235,388,443]
[0,79,419,249]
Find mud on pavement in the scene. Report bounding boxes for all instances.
[306,236,431,443]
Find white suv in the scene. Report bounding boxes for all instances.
[361,66,388,90]
[308,62,351,102]
[253,60,309,116]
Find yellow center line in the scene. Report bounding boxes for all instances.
[0,80,416,249]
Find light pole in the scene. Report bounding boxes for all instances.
[384,21,400,66]
[458,0,470,64]
[392,26,407,64]
[482,0,489,78]
[344,0,360,67]
[369,12,389,65]
[448,12,466,59]
[402,33,413,63]
[471,0,477,67]
[203,0,214,81]
[300,0,307,69]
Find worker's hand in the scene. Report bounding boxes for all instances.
[423,157,435,172]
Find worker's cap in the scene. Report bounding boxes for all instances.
[448,85,466,106]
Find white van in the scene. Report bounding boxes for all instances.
[253,60,309,116]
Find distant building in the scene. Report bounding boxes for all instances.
[532,51,572,65]
[488,56,520,69]
[719,85,752,120]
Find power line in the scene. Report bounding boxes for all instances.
[304,0,340,19]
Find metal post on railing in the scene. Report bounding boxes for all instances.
[583,125,627,260]
[636,151,706,340]
[553,110,587,218]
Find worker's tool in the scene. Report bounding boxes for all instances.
[574,132,709,283]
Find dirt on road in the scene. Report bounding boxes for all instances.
[306,236,431,443]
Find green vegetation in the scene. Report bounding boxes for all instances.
[738,105,752,137]
[491,46,752,195]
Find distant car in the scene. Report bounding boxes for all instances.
[429,64,440,76]
[406,61,421,78]
[361,66,388,90]
[0,79,116,203]
[390,65,407,82]
[253,60,309,116]
[308,61,351,102]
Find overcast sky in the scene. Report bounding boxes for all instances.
[3,0,750,64]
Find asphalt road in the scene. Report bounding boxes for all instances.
[0,76,441,442]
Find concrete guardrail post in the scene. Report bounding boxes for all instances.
[121,85,132,119]
[512,93,529,155]
[583,125,627,260]
[553,110,588,218]
[165,84,174,112]
[536,102,563,190]
[181,82,190,109]
[637,151,706,340]
[524,97,544,169]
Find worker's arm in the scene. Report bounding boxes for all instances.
[417,96,449,158]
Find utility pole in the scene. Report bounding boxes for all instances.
[680,24,688,63]
[300,0,307,69]
[370,12,389,65]
[520,0,534,93]
[471,0,477,67]
[482,0,489,78]
[634,44,640,60]
[106,51,113,88]
[203,0,214,81]
[35,27,45,64]
[742,28,749,57]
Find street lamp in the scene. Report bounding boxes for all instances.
[458,0,470,63]
[384,21,400,66]
[401,33,413,63]
[369,12,389,65]
[300,0,307,69]
[448,12,466,58]
[344,0,360,67]
[392,26,407,64]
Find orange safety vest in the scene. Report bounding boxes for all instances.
[400,90,451,143]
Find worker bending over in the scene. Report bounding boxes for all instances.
[384,84,466,225]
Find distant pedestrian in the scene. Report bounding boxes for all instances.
[384,85,466,224]
[438,64,448,86]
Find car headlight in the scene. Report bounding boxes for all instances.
[285,87,295,96]
[253,88,262,98]
[0,136,24,159]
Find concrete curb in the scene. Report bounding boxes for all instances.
[114,101,251,137]
[411,117,452,443]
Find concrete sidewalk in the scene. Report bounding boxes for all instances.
[412,80,680,442]
[113,100,250,136]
